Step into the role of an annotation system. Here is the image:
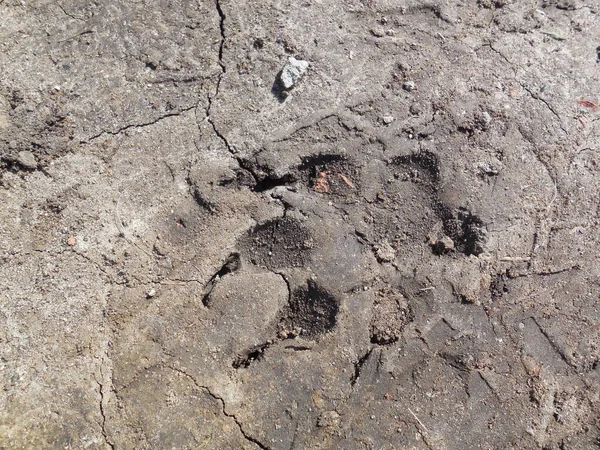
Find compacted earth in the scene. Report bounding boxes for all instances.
[1,0,600,448]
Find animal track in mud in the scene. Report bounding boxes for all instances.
[439,208,487,256]
[232,280,338,369]
[357,150,442,257]
[299,154,360,200]
[280,280,339,338]
[370,286,413,345]
[191,185,220,214]
[240,217,313,270]
[392,151,441,185]
[391,150,487,256]
[490,272,509,301]
[232,158,295,193]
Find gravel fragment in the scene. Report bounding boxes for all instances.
[402,80,416,91]
[16,151,37,169]
[278,57,309,90]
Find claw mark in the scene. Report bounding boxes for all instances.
[350,348,374,387]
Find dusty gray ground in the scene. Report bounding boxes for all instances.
[1,0,600,448]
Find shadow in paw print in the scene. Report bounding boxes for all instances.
[240,217,314,270]
[437,207,487,256]
[232,342,272,369]
[281,280,339,338]
[392,150,441,184]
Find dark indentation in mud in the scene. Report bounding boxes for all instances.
[271,76,288,103]
[439,352,471,372]
[233,341,313,370]
[491,272,509,301]
[370,286,413,345]
[241,217,313,270]
[253,38,265,50]
[1,159,36,174]
[298,153,345,170]
[281,280,339,338]
[299,154,359,198]
[392,150,440,183]
[252,174,294,192]
[439,208,487,256]
[285,345,311,351]
[192,187,219,214]
[202,253,241,307]
[457,125,475,137]
[220,168,257,188]
[430,236,454,255]
[231,158,294,192]
[351,348,374,387]
[233,342,272,369]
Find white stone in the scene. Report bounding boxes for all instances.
[403,80,416,91]
[279,57,309,90]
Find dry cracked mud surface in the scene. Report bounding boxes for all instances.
[1,0,600,449]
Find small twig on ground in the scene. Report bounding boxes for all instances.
[159,279,188,286]
[408,407,428,433]
[545,177,558,211]
[577,99,600,111]
[337,173,355,189]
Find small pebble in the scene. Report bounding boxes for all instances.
[146,289,156,299]
[410,103,422,115]
[402,80,416,91]
[480,111,492,126]
[16,151,37,170]
[382,115,394,124]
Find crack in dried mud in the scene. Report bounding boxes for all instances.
[166,366,271,450]
[93,373,116,450]
[85,105,198,142]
